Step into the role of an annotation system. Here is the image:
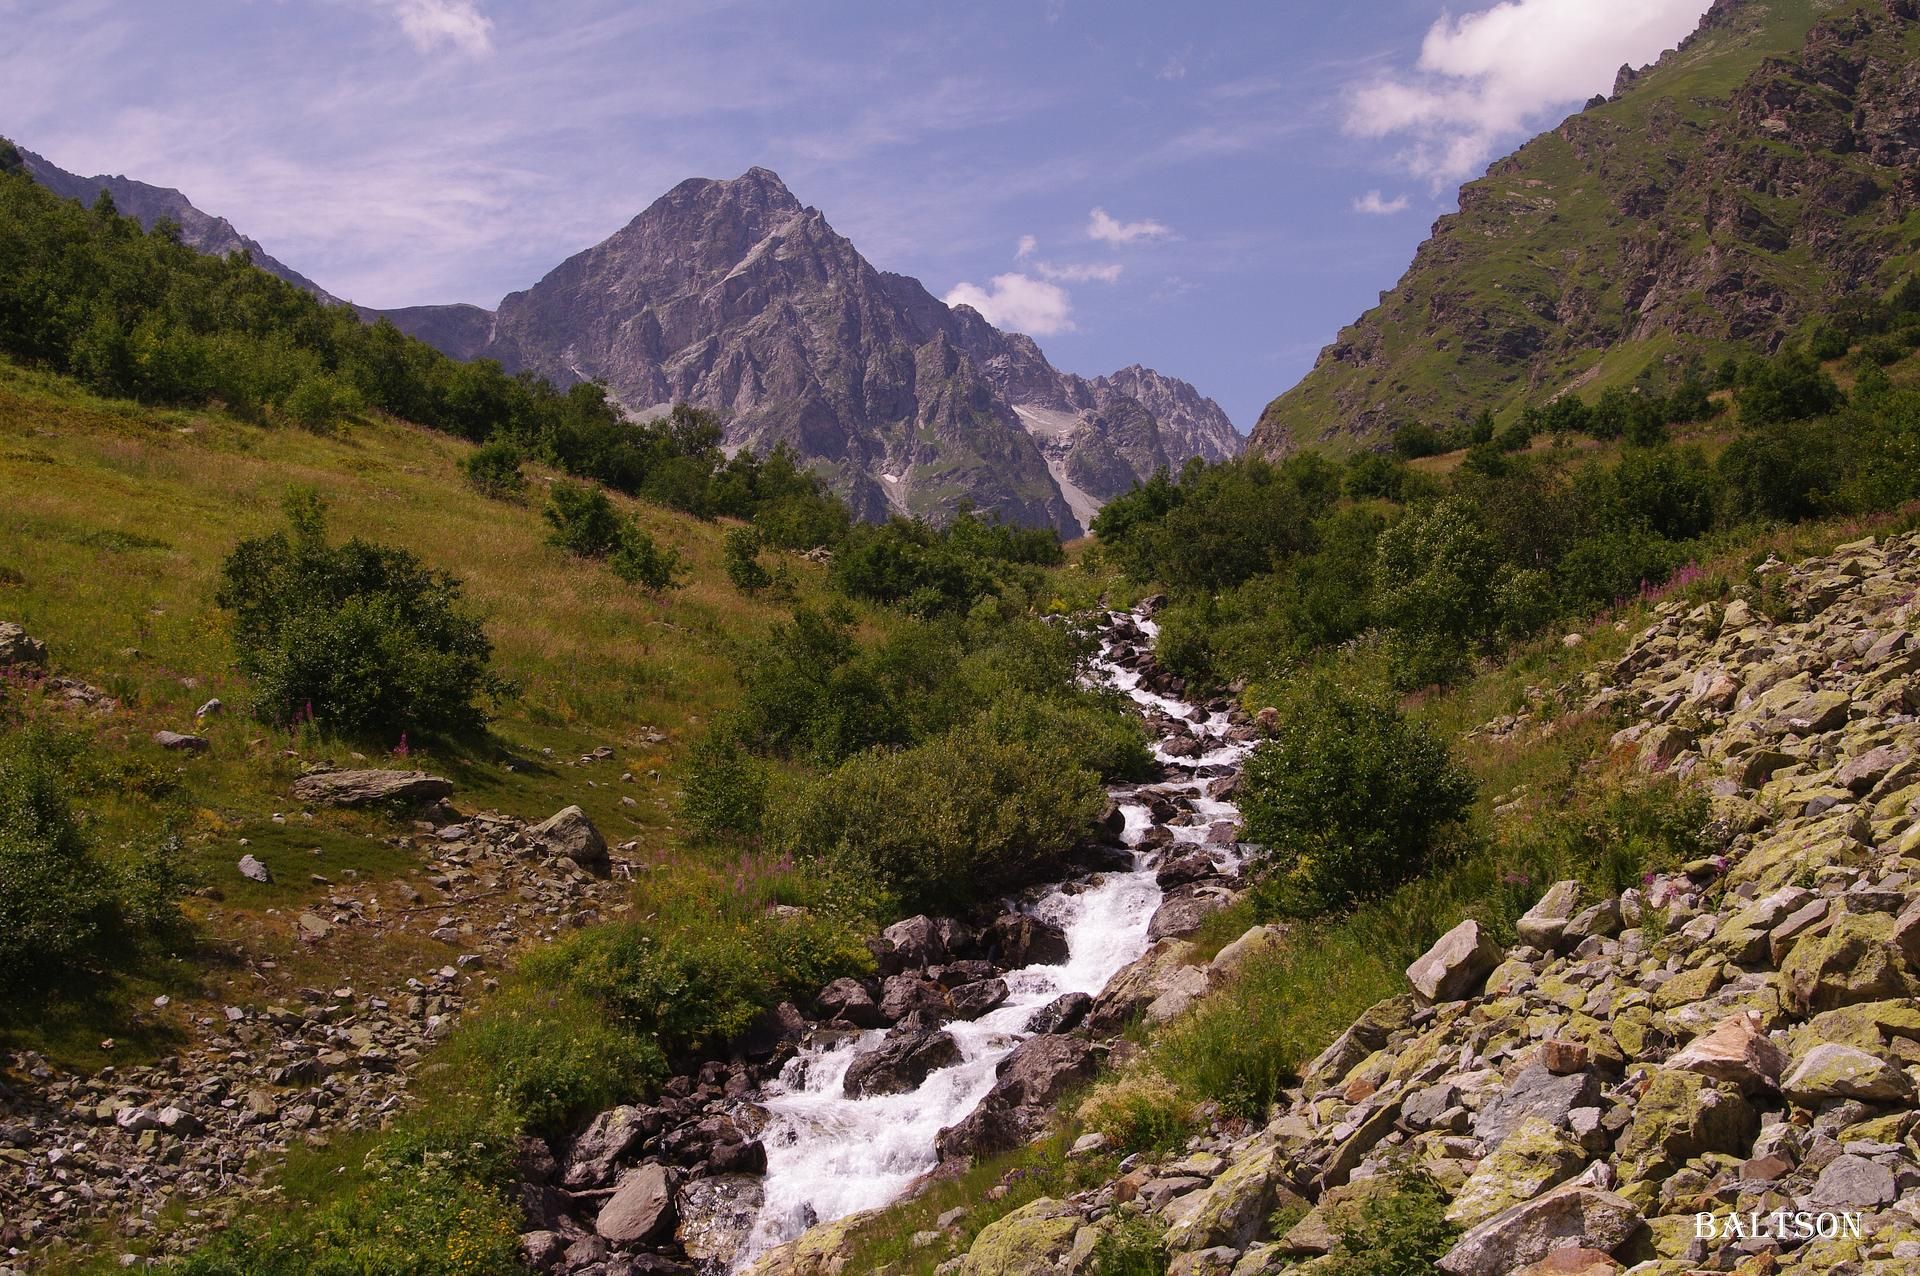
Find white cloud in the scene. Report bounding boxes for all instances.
[1352,190,1409,215]
[1087,206,1171,244]
[370,0,494,57]
[1347,0,1711,183]
[1036,260,1123,283]
[944,273,1075,336]
[1015,233,1038,260]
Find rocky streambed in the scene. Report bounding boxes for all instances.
[512,606,1263,1275]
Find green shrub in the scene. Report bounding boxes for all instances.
[1736,347,1842,425]
[173,1118,525,1276]
[680,734,771,839]
[217,489,506,738]
[1079,1073,1195,1157]
[1372,497,1503,688]
[609,525,684,591]
[1239,676,1475,916]
[460,440,525,497]
[444,985,660,1137]
[1323,1172,1459,1276]
[1087,1216,1168,1276]
[724,526,772,593]
[543,479,626,557]
[766,721,1106,913]
[282,372,362,431]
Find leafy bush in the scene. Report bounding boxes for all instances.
[724,526,772,593]
[1736,347,1842,425]
[766,721,1106,913]
[461,439,525,497]
[609,525,684,591]
[680,734,771,839]
[217,490,505,738]
[1372,497,1504,688]
[1087,1216,1169,1276]
[543,479,626,557]
[444,985,659,1137]
[1322,1172,1459,1276]
[1239,677,1475,916]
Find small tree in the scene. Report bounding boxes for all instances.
[543,480,625,557]
[724,527,772,593]
[462,440,526,498]
[1240,676,1475,916]
[610,526,684,592]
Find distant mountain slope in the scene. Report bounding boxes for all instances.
[383,169,1238,531]
[1252,0,1920,456]
[19,146,340,305]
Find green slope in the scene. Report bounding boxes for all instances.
[1253,0,1920,455]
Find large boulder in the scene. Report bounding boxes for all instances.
[816,977,885,1028]
[1781,1042,1913,1104]
[936,1036,1098,1161]
[1438,1183,1642,1276]
[595,1162,679,1244]
[877,974,950,1024]
[675,1174,765,1270]
[1665,1010,1787,1093]
[291,768,453,808]
[565,1104,663,1189]
[842,1031,961,1098]
[1407,919,1502,1003]
[1515,880,1582,950]
[1445,1118,1588,1228]
[1472,1065,1599,1147]
[0,622,47,669]
[1162,1144,1289,1253]
[958,1197,1083,1276]
[1614,1069,1755,1184]
[1147,884,1236,942]
[1024,991,1092,1034]
[878,915,948,971]
[529,804,610,874]
[1088,939,1198,1031]
[985,913,1070,967]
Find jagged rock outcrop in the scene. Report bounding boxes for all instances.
[17,147,339,303]
[1254,0,1920,455]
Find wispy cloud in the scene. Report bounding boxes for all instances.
[1346,0,1712,184]
[1088,206,1170,244]
[944,272,1075,335]
[1015,233,1037,260]
[1352,190,1408,215]
[1036,260,1123,283]
[367,0,495,57]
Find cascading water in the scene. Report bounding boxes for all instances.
[733,610,1254,1269]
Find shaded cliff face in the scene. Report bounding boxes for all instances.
[19,147,340,304]
[1253,0,1920,457]
[381,169,1235,532]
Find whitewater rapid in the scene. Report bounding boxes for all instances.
[734,611,1252,1267]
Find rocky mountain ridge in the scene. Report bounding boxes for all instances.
[17,147,339,305]
[381,168,1239,531]
[1253,0,1920,456]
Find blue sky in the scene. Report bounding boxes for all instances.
[2,0,1713,429]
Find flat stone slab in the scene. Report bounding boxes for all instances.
[290,768,452,807]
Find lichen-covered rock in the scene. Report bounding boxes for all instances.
[290,767,453,808]
[1163,1144,1287,1252]
[958,1197,1082,1276]
[1445,1117,1589,1227]
[1779,910,1908,1012]
[1437,1183,1642,1276]
[1615,1070,1755,1185]
[1782,1042,1913,1103]
[528,804,610,874]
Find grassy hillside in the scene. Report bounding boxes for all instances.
[1254,0,1920,454]
[0,357,825,1066]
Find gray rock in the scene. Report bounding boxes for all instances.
[843,1031,961,1098]
[817,977,885,1028]
[528,805,609,874]
[1438,1183,1642,1276]
[985,913,1070,967]
[290,768,453,808]
[0,622,47,669]
[1024,991,1092,1034]
[153,731,209,752]
[194,697,224,719]
[237,854,273,884]
[1805,1154,1897,1209]
[595,1162,678,1244]
[1407,919,1502,1003]
[566,1105,661,1189]
[1515,880,1582,949]
[1472,1065,1601,1147]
